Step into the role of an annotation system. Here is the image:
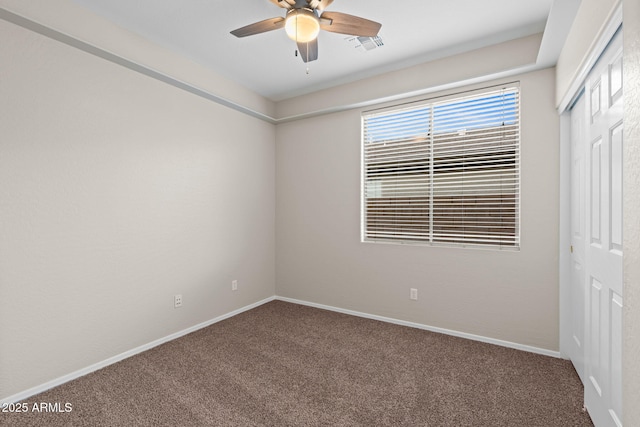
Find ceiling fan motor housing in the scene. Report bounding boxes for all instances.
[285,8,320,42]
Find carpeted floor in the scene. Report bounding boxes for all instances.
[1,301,593,426]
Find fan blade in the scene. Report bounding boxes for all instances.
[269,0,295,9]
[230,17,285,37]
[297,39,318,63]
[307,0,334,11]
[320,12,381,37]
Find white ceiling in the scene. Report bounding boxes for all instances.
[71,0,556,101]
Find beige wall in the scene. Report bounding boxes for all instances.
[276,68,560,351]
[623,1,640,424]
[0,19,276,400]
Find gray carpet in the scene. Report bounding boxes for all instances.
[1,301,593,426]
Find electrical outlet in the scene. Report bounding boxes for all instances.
[410,288,418,300]
[174,294,182,308]
[232,280,238,291]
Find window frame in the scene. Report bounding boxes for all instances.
[361,84,521,250]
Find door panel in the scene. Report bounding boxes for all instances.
[588,277,603,397]
[590,138,602,245]
[610,124,623,252]
[610,291,623,426]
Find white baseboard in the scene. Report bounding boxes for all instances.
[1,296,276,405]
[3,294,563,404]
[275,296,564,359]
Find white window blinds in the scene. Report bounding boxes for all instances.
[362,86,520,248]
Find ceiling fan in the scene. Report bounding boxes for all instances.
[230,0,382,63]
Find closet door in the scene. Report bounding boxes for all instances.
[581,30,624,427]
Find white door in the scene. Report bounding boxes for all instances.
[580,30,624,427]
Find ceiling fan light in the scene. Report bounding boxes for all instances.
[285,9,320,43]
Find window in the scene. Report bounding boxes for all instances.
[362,85,520,249]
